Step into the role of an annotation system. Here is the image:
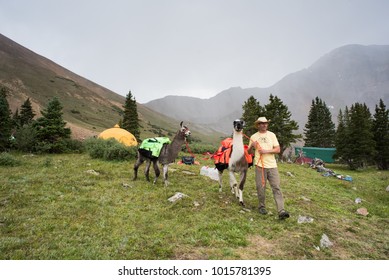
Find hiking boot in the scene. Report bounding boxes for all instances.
[278,210,290,220]
[259,207,268,215]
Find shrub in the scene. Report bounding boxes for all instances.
[84,137,137,161]
[13,125,37,152]
[0,153,21,167]
[34,140,68,154]
[84,138,106,159]
[184,143,218,155]
[62,139,85,153]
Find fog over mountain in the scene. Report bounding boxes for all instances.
[145,44,389,133]
[2,31,388,139]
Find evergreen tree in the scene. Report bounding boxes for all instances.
[241,95,264,138]
[346,103,375,169]
[10,98,36,151]
[12,108,20,129]
[334,108,350,161]
[372,99,389,170]
[304,99,319,146]
[264,94,301,156]
[33,97,71,153]
[19,98,35,126]
[0,86,12,151]
[304,97,335,147]
[121,91,140,141]
[14,124,37,153]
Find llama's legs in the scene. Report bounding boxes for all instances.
[238,170,247,207]
[144,160,152,182]
[133,154,145,181]
[162,164,169,187]
[229,170,238,197]
[218,170,223,192]
[152,160,160,184]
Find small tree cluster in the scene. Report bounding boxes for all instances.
[335,99,388,170]
[0,86,75,154]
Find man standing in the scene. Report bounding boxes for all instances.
[248,117,290,220]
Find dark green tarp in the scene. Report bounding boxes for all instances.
[295,147,336,163]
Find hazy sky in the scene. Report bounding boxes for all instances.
[1,0,389,103]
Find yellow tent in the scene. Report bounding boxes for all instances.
[98,124,138,146]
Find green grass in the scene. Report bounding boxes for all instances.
[1,153,388,260]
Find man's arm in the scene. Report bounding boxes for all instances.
[260,145,280,154]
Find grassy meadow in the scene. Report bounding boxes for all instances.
[1,152,388,260]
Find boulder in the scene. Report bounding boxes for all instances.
[320,234,333,248]
[356,208,369,216]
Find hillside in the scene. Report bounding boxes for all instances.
[145,44,389,133]
[1,153,389,260]
[0,33,222,144]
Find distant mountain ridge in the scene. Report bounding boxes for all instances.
[145,44,389,133]
[2,32,388,140]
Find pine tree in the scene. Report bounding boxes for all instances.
[33,97,71,153]
[121,91,140,141]
[334,108,349,161]
[346,103,375,169]
[304,99,319,146]
[0,86,12,151]
[372,99,389,170]
[12,108,20,129]
[264,94,301,156]
[241,95,264,138]
[304,97,335,147]
[319,98,336,147]
[19,98,35,126]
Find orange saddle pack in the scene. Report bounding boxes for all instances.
[213,138,253,171]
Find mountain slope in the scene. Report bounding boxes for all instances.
[145,44,389,133]
[0,33,222,143]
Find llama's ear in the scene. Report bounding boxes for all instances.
[180,121,183,127]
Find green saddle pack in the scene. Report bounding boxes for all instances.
[138,137,171,158]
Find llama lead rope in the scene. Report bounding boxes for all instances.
[185,139,196,158]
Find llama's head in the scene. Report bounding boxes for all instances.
[233,119,245,132]
[179,121,191,138]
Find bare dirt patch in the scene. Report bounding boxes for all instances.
[234,235,279,259]
[173,235,279,260]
